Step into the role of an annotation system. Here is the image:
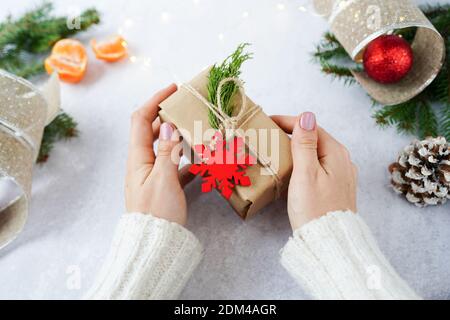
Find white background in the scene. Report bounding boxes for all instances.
[0,0,448,299]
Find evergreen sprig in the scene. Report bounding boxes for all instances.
[38,113,78,162]
[314,4,450,140]
[207,43,253,129]
[0,2,100,162]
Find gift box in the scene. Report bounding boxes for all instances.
[159,68,293,219]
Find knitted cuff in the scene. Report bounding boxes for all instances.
[280,210,420,300]
[85,213,203,300]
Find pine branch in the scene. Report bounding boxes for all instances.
[425,66,449,104]
[441,103,450,141]
[324,32,340,45]
[421,3,450,19]
[320,62,357,85]
[38,112,78,163]
[314,46,349,61]
[207,43,252,129]
[422,4,450,32]
[0,52,45,79]
[0,2,100,54]
[417,101,438,138]
[373,101,418,134]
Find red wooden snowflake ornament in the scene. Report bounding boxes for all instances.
[189,132,255,199]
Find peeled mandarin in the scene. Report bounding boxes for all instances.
[45,39,88,83]
[90,35,128,62]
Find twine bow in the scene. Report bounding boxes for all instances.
[181,77,282,198]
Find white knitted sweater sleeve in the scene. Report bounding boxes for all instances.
[84,213,203,300]
[280,210,421,300]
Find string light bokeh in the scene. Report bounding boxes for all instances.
[115,0,322,72]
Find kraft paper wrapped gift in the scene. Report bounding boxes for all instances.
[159,69,293,219]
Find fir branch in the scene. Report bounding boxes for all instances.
[417,101,438,138]
[320,61,357,85]
[38,112,78,163]
[422,4,450,32]
[314,46,348,61]
[0,52,45,79]
[421,3,450,19]
[374,101,418,134]
[441,103,450,141]
[207,43,253,129]
[0,2,100,54]
[314,32,349,61]
[321,63,353,77]
[324,32,340,45]
[425,66,449,104]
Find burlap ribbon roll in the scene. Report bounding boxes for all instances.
[313,0,445,105]
[0,70,60,249]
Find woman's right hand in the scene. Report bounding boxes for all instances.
[125,84,194,226]
[271,112,358,231]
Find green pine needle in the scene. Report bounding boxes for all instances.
[320,61,358,85]
[374,102,418,134]
[0,2,100,55]
[207,43,253,129]
[313,4,450,140]
[417,101,438,138]
[0,2,100,162]
[38,112,78,163]
[441,103,450,141]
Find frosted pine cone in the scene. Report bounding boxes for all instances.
[389,137,450,207]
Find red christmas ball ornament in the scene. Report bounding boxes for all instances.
[363,34,414,84]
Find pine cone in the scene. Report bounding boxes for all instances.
[389,137,450,207]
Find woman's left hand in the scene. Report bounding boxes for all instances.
[125,84,192,226]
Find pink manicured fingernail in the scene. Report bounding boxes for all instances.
[160,122,174,141]
[300,112,316,131]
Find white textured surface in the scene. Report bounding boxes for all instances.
[0,0,448,300]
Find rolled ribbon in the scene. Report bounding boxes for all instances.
[313,0,445,105]
[0,70,60,249]
[181,78,283,198]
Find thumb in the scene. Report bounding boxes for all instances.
[291,112,320,172]
[153,122,181,179]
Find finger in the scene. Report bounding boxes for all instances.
[152,122,182,181]
[271,115,296,134]
[179,164,196,188]
[127,84,177,173]
[291,112,320,172]
[352,163,359,181]
[153,117,161,139]
[140,84,178,123]
[271,115,341,159]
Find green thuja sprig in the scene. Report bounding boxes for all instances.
[0,2,100,162]
[207,43,253,129]
[313,4,450,140]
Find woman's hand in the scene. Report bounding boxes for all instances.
[125,84,192,226]
[271,112,357,231]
